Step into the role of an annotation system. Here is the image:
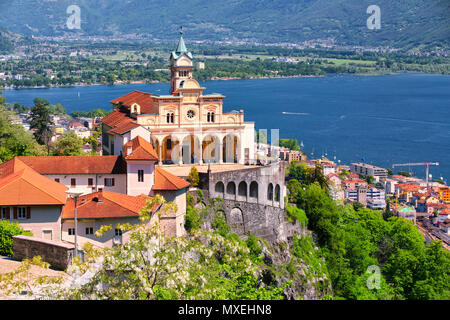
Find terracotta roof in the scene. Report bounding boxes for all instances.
[107,121,140,135]
[62,190,155,219]
[17,156,127,174]
[123,136,158,161]
[0,158,68,206]
[343,179,366,184]
[153,167,190,191]
[396,183,424,192]
[110,91,153,114]
[101,108,141,136]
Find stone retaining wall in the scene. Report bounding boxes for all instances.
[13,235,75,270]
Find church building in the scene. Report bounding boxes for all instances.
[102,29,255,165]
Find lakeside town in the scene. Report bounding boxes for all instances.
[5,95,450,250]
[0,29,449,301]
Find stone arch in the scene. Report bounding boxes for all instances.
[181,134,201,164]
[214,210,226,223]
[161,135,181,164]
[267,183,274,201]
[130,103,141,114]
[229,207,245,234]
[249,181,258,200]
[202,134,220,163]
[238,181,247,198]
[150,136,161,161]
[275,184,281,202]
[223,134,239,163]
[215,181,225,198]
[226,181,236,196]
[194,201,207,209]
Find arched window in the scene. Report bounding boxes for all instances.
[267,183,274,201]
[215,182,225,198]
[227,182,236,195]
[238,181,247,197]
[275,184,281,202]
[166,113,170,123]
[170,113,174,123]
[211,112,215,122]
[250,181,258,198]
[207,112,210,122]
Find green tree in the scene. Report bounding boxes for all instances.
[0,220,32,257]
[279,138,300,151]
[0,105,45,162]
[187,166,199,187]
[52,131,84,156]
[28,102,53,153]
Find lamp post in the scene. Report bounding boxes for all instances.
[66,190,83,258]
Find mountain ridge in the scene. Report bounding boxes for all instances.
[0,0,448,49]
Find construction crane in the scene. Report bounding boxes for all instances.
[392,162,439,189]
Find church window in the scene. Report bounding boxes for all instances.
[187,110,195,119]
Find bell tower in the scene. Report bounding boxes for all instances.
[170,26,194,95]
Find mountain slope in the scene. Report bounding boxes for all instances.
[0,0,448,48]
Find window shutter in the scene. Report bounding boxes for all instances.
[27,207,31,219]
[13,207,17,219]
[112,178,115,186]
[104,178,107,185]
[5,207,10,219]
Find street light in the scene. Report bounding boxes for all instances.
[66,190,83,258]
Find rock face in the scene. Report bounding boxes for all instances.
[189,190,333,300]
[261,239,333,300]
[189,190,306,243]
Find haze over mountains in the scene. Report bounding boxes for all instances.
[0,0,449,49]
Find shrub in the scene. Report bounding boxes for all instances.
[285,204,308,227]
[184,207,202,233]
[246,234,263,262]
[0,220,32,257]
[188,166,199,187]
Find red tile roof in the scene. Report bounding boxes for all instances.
[0,158,68,205]
[17,156,127,174]
[153,167,190,191]
[62,190,155,219]
[343,179,366,184]
[396,183,424,192]
[123,136,158,161]
[110,90,153,114]
[101,109,140,136]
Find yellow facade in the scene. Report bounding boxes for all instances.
[439,187,450,203]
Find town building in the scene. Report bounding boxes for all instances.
[0,158,68,241]
[366,187,386,210]
[101,31,255,165]
[438,186,450,203]
[0,136,191,245]
[350,163,388,182]
[397,206,416,224]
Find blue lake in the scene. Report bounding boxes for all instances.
[3,73,450,182]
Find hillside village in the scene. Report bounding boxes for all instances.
[0,31,449,301]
